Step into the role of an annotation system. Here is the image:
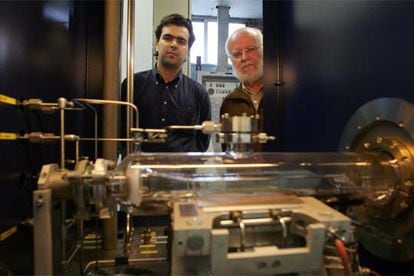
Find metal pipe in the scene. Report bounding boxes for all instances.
[60,200,67,271]
[126,0,135,154]
[75,139,80,163]
[79,137,134,142]
[74,98,139,157]
[123,212,132,255]
[103,0,122,162]
[83,257,167,274]
[216,5,230,72]
[58,98,66,170]
[72,99,98,159]
[77,219,84,272]
[74,98,139,129]
[33,189,53,275]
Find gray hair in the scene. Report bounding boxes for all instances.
[225,27,263,56]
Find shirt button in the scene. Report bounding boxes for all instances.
[166,85,169,89]
[161,118,165,122]
[163,101,167,105]
[156,82,159,85]
[175,85,178,88]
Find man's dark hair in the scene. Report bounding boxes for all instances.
[155,13,195,48]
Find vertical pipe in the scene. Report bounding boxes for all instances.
[75,139,80,164]
[58,98,66,170]
[217,5,230,72]
[60,200,67,272]
[126,0,135,155]
[103,0,122,161]
[34,189,53,275]
[203,20,208,63]
[77,219,84,272]
[102,0,122,251]
[123,212,132,255]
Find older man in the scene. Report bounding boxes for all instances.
[219,27,263,151]
[220,27,263,120]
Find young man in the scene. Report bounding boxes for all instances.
[123,14,211,152]
[220,27,263,121]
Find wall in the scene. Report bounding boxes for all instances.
[264,0,414,152]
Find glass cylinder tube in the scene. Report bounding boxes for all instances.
[112,151,398,206]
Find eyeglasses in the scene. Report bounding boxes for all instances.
[230,46,260,60]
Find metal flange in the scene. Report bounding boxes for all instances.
[339,98,414,261]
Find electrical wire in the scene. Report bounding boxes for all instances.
[335,238,351,276]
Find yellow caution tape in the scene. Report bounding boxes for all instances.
[140,250,158,255]
[0,94,17,105]
[139,244,156,248]
[85,233,100,239]
[0,226,17,242]
[0,132,17,140]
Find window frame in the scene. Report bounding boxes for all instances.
[190,16,250,65]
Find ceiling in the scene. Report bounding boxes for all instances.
[191,0,262,19]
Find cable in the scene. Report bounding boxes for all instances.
[335,238,351,276]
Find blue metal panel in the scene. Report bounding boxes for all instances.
[265,0,414,152]
[264,0,414,273]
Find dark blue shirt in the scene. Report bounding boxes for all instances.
[123,68,211,152]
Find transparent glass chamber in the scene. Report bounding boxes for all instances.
[109,151,399,206]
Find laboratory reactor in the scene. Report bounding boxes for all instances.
[3,0,414,275]
[2,94,412,275]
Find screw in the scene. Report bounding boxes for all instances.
[272,260,281,268]
[36,197,44,207]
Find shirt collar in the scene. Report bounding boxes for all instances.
[152,65,182,86]
[242,82,263,96]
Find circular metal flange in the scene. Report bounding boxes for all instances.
[339,98,414,261]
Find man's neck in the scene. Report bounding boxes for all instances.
[244,79,263,94]
[157,64,181,83]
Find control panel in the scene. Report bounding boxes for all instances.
[197,71,239,151]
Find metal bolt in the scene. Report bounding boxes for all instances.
[272,260,281,268]
[36,197,44,207]
[400,200,408,209]
[257,262,267,269]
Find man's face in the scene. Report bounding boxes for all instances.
[228,32,263,84]
[156,24,190,70]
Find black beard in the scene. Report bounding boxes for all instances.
[160,58,182,71]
